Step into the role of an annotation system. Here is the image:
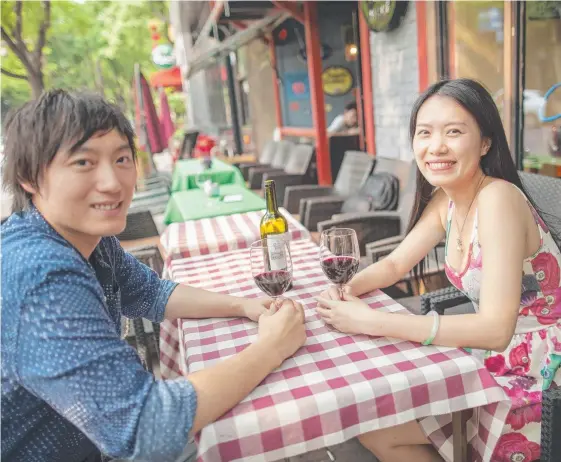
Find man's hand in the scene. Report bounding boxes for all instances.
[239,297,273,322]
[257,299,307,368]
[315,292,375,336]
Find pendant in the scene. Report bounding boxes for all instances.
[456,238,463,253]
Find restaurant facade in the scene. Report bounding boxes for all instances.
[169,1,561,182]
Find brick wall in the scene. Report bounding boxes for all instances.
[370,3,420,160]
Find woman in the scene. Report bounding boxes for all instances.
[1,90,306,462]
[316,79,561,462]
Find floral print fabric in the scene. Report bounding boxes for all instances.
[443,193,561,462]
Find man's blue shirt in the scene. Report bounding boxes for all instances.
[1,207,197,461]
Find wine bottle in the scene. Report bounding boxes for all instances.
[260,180,289,272]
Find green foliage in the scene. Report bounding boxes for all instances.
[1,0,171,118]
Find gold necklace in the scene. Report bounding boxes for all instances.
[455,175,486,254]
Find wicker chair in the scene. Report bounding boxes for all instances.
[261,144,316,201]
[247,140,295,189]
[238,140,279,181]
[418,172,561,461]
[116,210,159,241]
[284,150,375,216]
[124,245,164,373]
[316,159,416,254]
[128,175,171,217]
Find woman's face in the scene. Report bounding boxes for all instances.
[412,95,490,188]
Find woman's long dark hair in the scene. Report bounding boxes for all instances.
[407,78,559,283]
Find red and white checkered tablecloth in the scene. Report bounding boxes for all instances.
[160,208,310,264]
[160,240,510,462]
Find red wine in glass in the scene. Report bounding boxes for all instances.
[254,270,292,297]
[250,239,293,306]
[320,256,359,285]
[320,228,360,294]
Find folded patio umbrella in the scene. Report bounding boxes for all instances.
[159,88,175,146]
[133,65,165,155]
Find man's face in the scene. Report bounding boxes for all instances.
[28,129,136,247]
[344,108,358,127]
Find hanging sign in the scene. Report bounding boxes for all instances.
[152,43,176,69]
[360,1,409,32]
[322,66,354,96]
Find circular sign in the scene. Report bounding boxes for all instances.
[152,43,176,69]
[322,66,354,97]
[360,1,409,32]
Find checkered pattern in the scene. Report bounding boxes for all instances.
[160,208,310,265]
[160,240,510,462]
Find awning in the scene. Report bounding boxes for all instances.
[149,66,182,90]
[187,12,289,78]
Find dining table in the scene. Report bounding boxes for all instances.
[160,239,511,462]
[163,184,266,225]
[160,208,310,265]
[171,158,245,192]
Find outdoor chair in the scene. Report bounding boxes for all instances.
[238,140,279,181]
[284,150,374,216]
[247,140,295,189]
[313,158,415,246]
[328,133,361,182]
[116,210,160,242]
[417,172,561,462]
[261,144,316,201]
[178,129,200,160]
[123,245,164,374]
[127,175,171,216]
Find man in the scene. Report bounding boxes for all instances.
[1,90,306,462]
[327,101,359,135]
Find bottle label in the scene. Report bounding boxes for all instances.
[266,233,289,271]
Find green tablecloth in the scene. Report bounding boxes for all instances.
[164,184,266,224]
[171,158,245,192]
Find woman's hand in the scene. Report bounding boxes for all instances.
[317,285,353,302]
[315,292,376,335]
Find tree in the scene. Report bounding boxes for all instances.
[1,0,172,118]
[1,0,51,98]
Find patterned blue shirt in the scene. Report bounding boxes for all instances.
[1,207,197,461]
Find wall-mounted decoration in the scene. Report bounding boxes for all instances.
[273,22,298,46]
[360,1,409,32]
[289,101,300,111]
[322,66,354,96]
[285,72,310,101]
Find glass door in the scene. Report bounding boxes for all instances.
[521,1,561,178]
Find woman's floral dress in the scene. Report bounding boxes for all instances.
[443,193,561,462]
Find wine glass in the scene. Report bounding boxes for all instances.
[250,238,293,308]
[319,228,360,297]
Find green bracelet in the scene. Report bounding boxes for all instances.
[422,311,440,346]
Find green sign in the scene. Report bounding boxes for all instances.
[152,43,176,69]
[360,1,409,32]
